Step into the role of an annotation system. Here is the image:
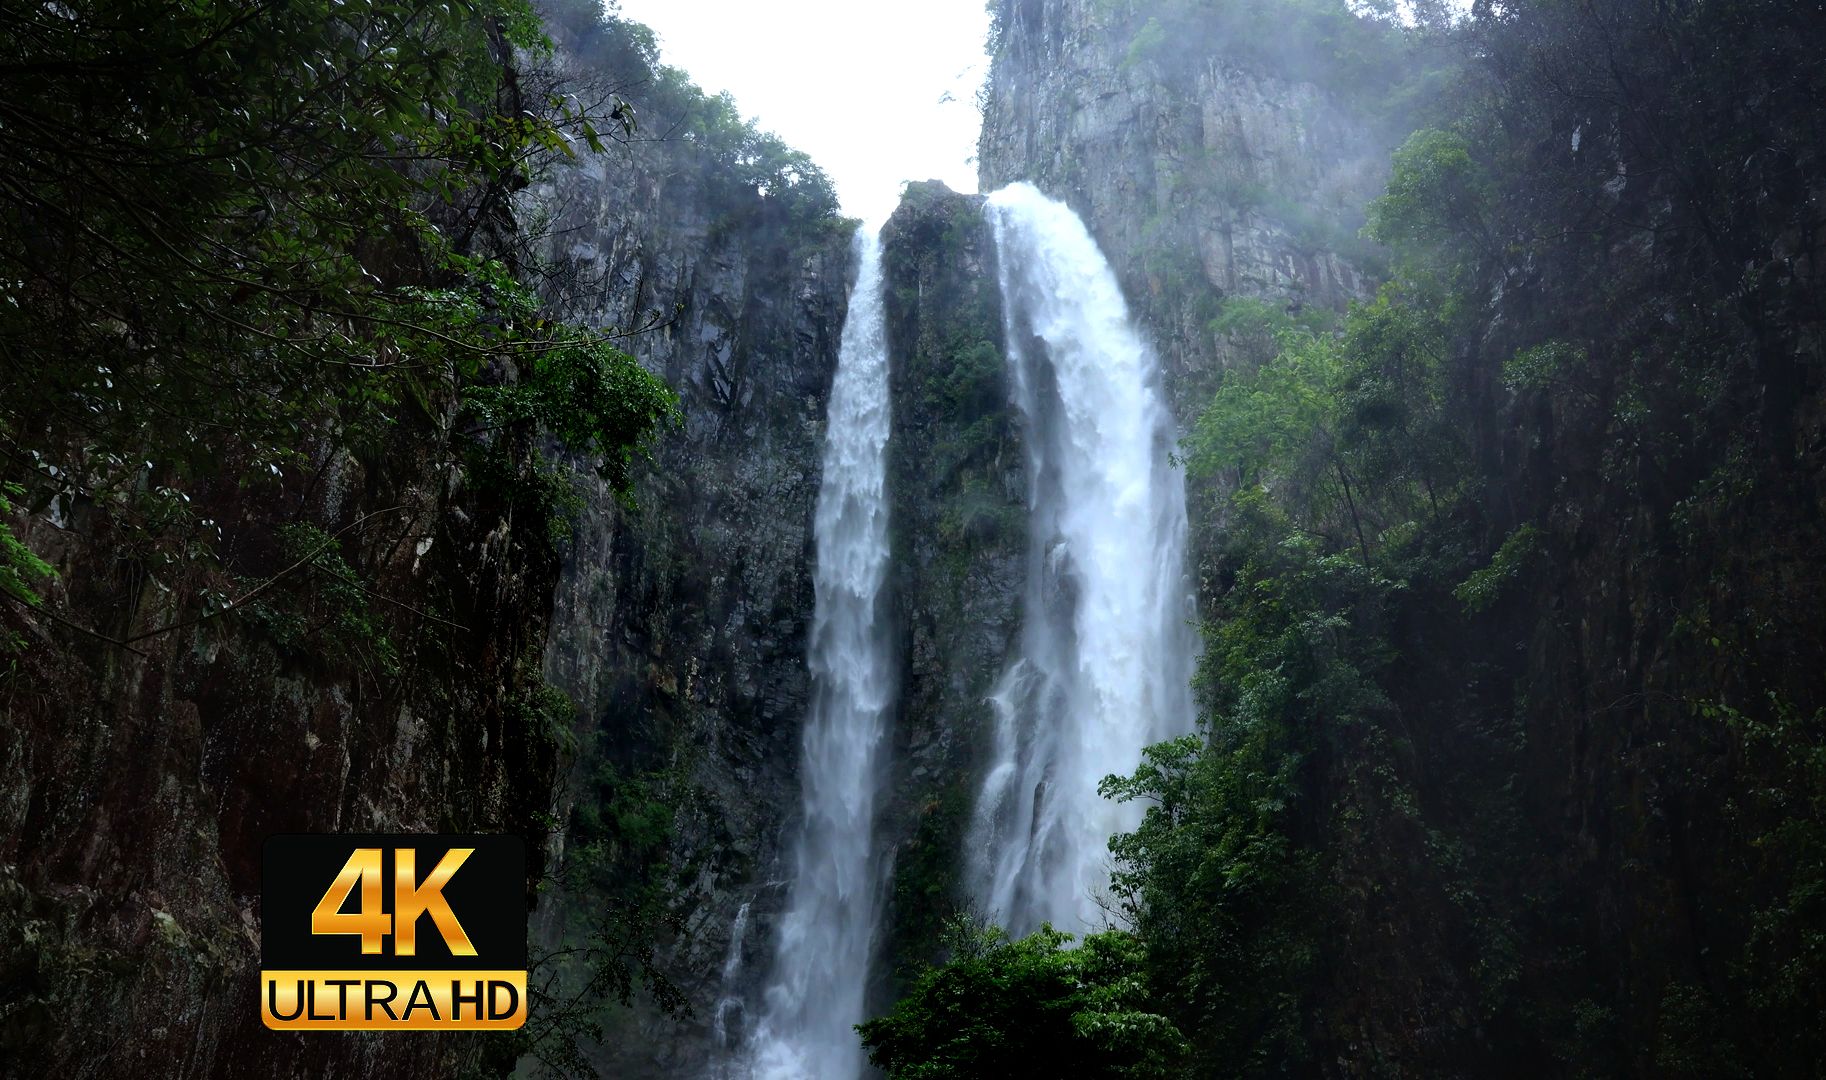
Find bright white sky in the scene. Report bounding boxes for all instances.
[609,0,990,222]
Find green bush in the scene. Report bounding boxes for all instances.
[859,916,1186,1079]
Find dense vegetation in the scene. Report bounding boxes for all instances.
[0,0,840,1074]
[0,0,674,566]
[0,0,693,758]
[872,0,1826,1075]
[860,916,1185,1078]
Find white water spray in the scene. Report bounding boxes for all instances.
[742,224,895,1079]
[968,182,1199,936]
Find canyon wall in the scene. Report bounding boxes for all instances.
[978,0,1403,416]
[534,144,852,1076]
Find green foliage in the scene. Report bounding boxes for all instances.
[1193,327,1337,467]
[565,753,688,1008]
[246,523,401,677]
[932,339,1005,419]
[510,680,582,759]
[1367,128,1486,253]
[1452,524,1541,612]
[1712,692,1826,1060]
[0,0,676,609]
[1120,0,1826,1071]
[1502,341,1586,393]
[924,335,1016,522]
[883,777,981,992]
[1102,725,1320,1070]
[0,483,53,608]
[1138,231,1211,299]
[1188,284,1458,564]
[886,186,1017,537]
[858,915,1187,1079]
[685,92,842,228]
[1123,17,1170,69]
[4,0,546,453]
[549,4,844,237]
[1208,297,1327,341]
[1652,982,1751,1080]
[509,743,689,1078]
[1101,491,1410,1069]
[1107,0,1424,107]
[467,331,680,496]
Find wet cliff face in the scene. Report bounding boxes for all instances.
[0,329,569,1079]
[979,0,1398,416]
[875,184,1023,994]
[533,129,854,1078]
[579,181,1023,1071]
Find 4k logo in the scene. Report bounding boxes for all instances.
[310,847,476,955]
[261,835,528,1031]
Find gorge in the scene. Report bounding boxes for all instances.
[3,0,1825,1078]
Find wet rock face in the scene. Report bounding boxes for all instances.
[978,0,1394,417]
[0,413,569,1078]
[545,179,1026,1074]
[534,151,853,1077]
[874,183,1024,997]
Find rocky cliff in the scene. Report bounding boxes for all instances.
[978,0,1406,417]
[503,16,861,1080]
[0,7,853,1077]
[874,184,1022,996]
[533,143,852,1076]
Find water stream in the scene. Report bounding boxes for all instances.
[742,224,896,1079]
[967,182,1200,936]
[729,186,1195,1077]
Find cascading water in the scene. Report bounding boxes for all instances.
[740,224,895,1080]
[967,182,1200,936]
[711,901,752,1051]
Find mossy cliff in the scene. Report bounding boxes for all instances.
[875,183,1023,997]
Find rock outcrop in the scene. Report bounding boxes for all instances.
[874,183,1023,995]
[979,0,1401,415]
[530,78,854,1080]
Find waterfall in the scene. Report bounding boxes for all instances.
[741,223,895,1080]
[711,902,752,1051]
[967,182,1199,936]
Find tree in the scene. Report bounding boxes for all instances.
[857,915,1186,1079]
[0,0,675,624]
